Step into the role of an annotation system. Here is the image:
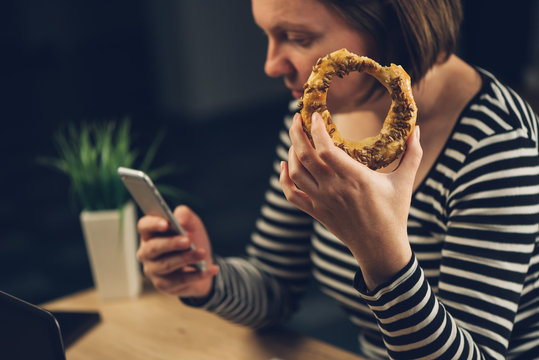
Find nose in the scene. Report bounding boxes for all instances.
[264,41,294,78]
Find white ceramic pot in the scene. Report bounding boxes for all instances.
[80,201,142,300]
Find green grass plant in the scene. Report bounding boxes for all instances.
[39,118,184,211]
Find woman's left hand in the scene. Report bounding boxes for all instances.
[280,112,422,290]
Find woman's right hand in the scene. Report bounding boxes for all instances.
[137,205,219,298]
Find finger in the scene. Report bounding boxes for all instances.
[393,125,422,180]
[279,161,314,213]
[138,215,169,239]
[144,248,208,277]
[309,112,335,152]
[170,266,220,297]
[287,145,318,193]
[310,112,363,175]
[289,113,329,177]
[137,235,191,262]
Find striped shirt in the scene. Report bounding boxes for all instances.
[184,69,539,359]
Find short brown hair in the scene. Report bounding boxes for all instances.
[319,0,463,84]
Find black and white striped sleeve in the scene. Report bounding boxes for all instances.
[355,76,539,359]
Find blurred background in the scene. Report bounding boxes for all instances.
[2,0,539,353]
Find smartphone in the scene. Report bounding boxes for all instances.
[117,167,206,271]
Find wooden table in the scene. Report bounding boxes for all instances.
[43,287,366,360]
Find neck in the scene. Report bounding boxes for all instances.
[412,54,481,123]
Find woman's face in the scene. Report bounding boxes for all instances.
[252,0,377,113]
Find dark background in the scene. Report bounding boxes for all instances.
[2,0,539,352]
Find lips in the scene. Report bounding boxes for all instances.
[285,79,304,99]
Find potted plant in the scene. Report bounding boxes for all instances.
[39,118,183,299]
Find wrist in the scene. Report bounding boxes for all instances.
[350,240,412,292]
[353,253,416,296]
[180,275,216,307]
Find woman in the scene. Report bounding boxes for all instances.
[137,0,539,358]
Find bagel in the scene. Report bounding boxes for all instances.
[298,48,417,170]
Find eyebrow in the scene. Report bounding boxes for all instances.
[268,21,320,34]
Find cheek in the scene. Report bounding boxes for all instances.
[298,57,321,82]
[299,65,314,84]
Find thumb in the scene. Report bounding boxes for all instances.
[394,126,422,179]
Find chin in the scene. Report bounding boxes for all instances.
[327,93,366,114]
[326,100,348,114]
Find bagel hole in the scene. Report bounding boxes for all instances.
[328,72,391,143]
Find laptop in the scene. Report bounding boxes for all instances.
[0,290,101,360]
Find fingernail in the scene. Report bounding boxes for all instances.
[415,125,420,140]
[158,220,168,230]
[312,112,321,123]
